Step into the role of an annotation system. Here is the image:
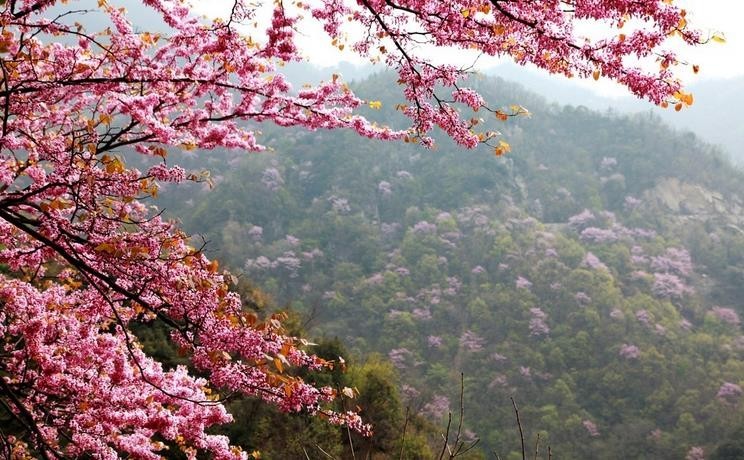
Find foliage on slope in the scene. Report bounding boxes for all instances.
[161,72,744,458]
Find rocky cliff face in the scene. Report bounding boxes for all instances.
[644,177,744,228]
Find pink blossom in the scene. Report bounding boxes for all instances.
[600,156,618,170]
[412,307,432,320]
[710,306,741,326]
[716,382,742,404]
[413,220,437,234]
[619,344,641,359]
[423,395,450,419]
[285,234,301,247]
[568,209,595,229]
[248,225,263,241]
[459,330,485,352]
[653,273,692,298]
[436,211,453,222]
[365,273,385,285]
[583,420,600,437]
[488,375,508,389]
[381,222,401,236]
[651,247,693,277]
[649,429,663,442]
[581,227,618,243]
[582,252,607,271]
[636,310,652,325]
[685,447,705,460]
[625,196,642,210]
[529,307,550,337]
[328,195,351,213]
[261,167,284,191]
[575,292,592,305]
[516,276,532,289]
[378,180,392,196]
[388,348,413,368]
[401,384,420,401]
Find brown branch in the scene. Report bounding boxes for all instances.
[0,378,63,460]
[511,397,526,460]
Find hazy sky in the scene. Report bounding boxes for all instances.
[189,0,743,103]
[675,0,744,79]
[192,0,743,80]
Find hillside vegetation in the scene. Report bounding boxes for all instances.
[159,72,744,458]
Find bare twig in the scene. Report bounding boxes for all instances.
[454,373,465,454]
[437,412,453,460]
[511,397,526,460]
[315,443,337,459]
[399,406,410,460]
[346,423,356,460]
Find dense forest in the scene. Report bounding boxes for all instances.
[154,72,744,459]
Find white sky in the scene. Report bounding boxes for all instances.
[191,0,744,85]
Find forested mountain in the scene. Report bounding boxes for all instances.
[483,62,744,166]
[158,72,744,458]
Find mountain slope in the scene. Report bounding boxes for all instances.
[161,72,744,458]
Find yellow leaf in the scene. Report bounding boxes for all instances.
[592,69,600,81]
[152,146,167,158]
[274,357,284,373]
[368,100,382,110]
[105,156,124,174]
[494,140,511,156]
[711,33,726,43]
[94,242,115,254]
[207,259,219,273]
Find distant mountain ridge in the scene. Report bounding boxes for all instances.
[482,62,744,165]
[280,61,744,165]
